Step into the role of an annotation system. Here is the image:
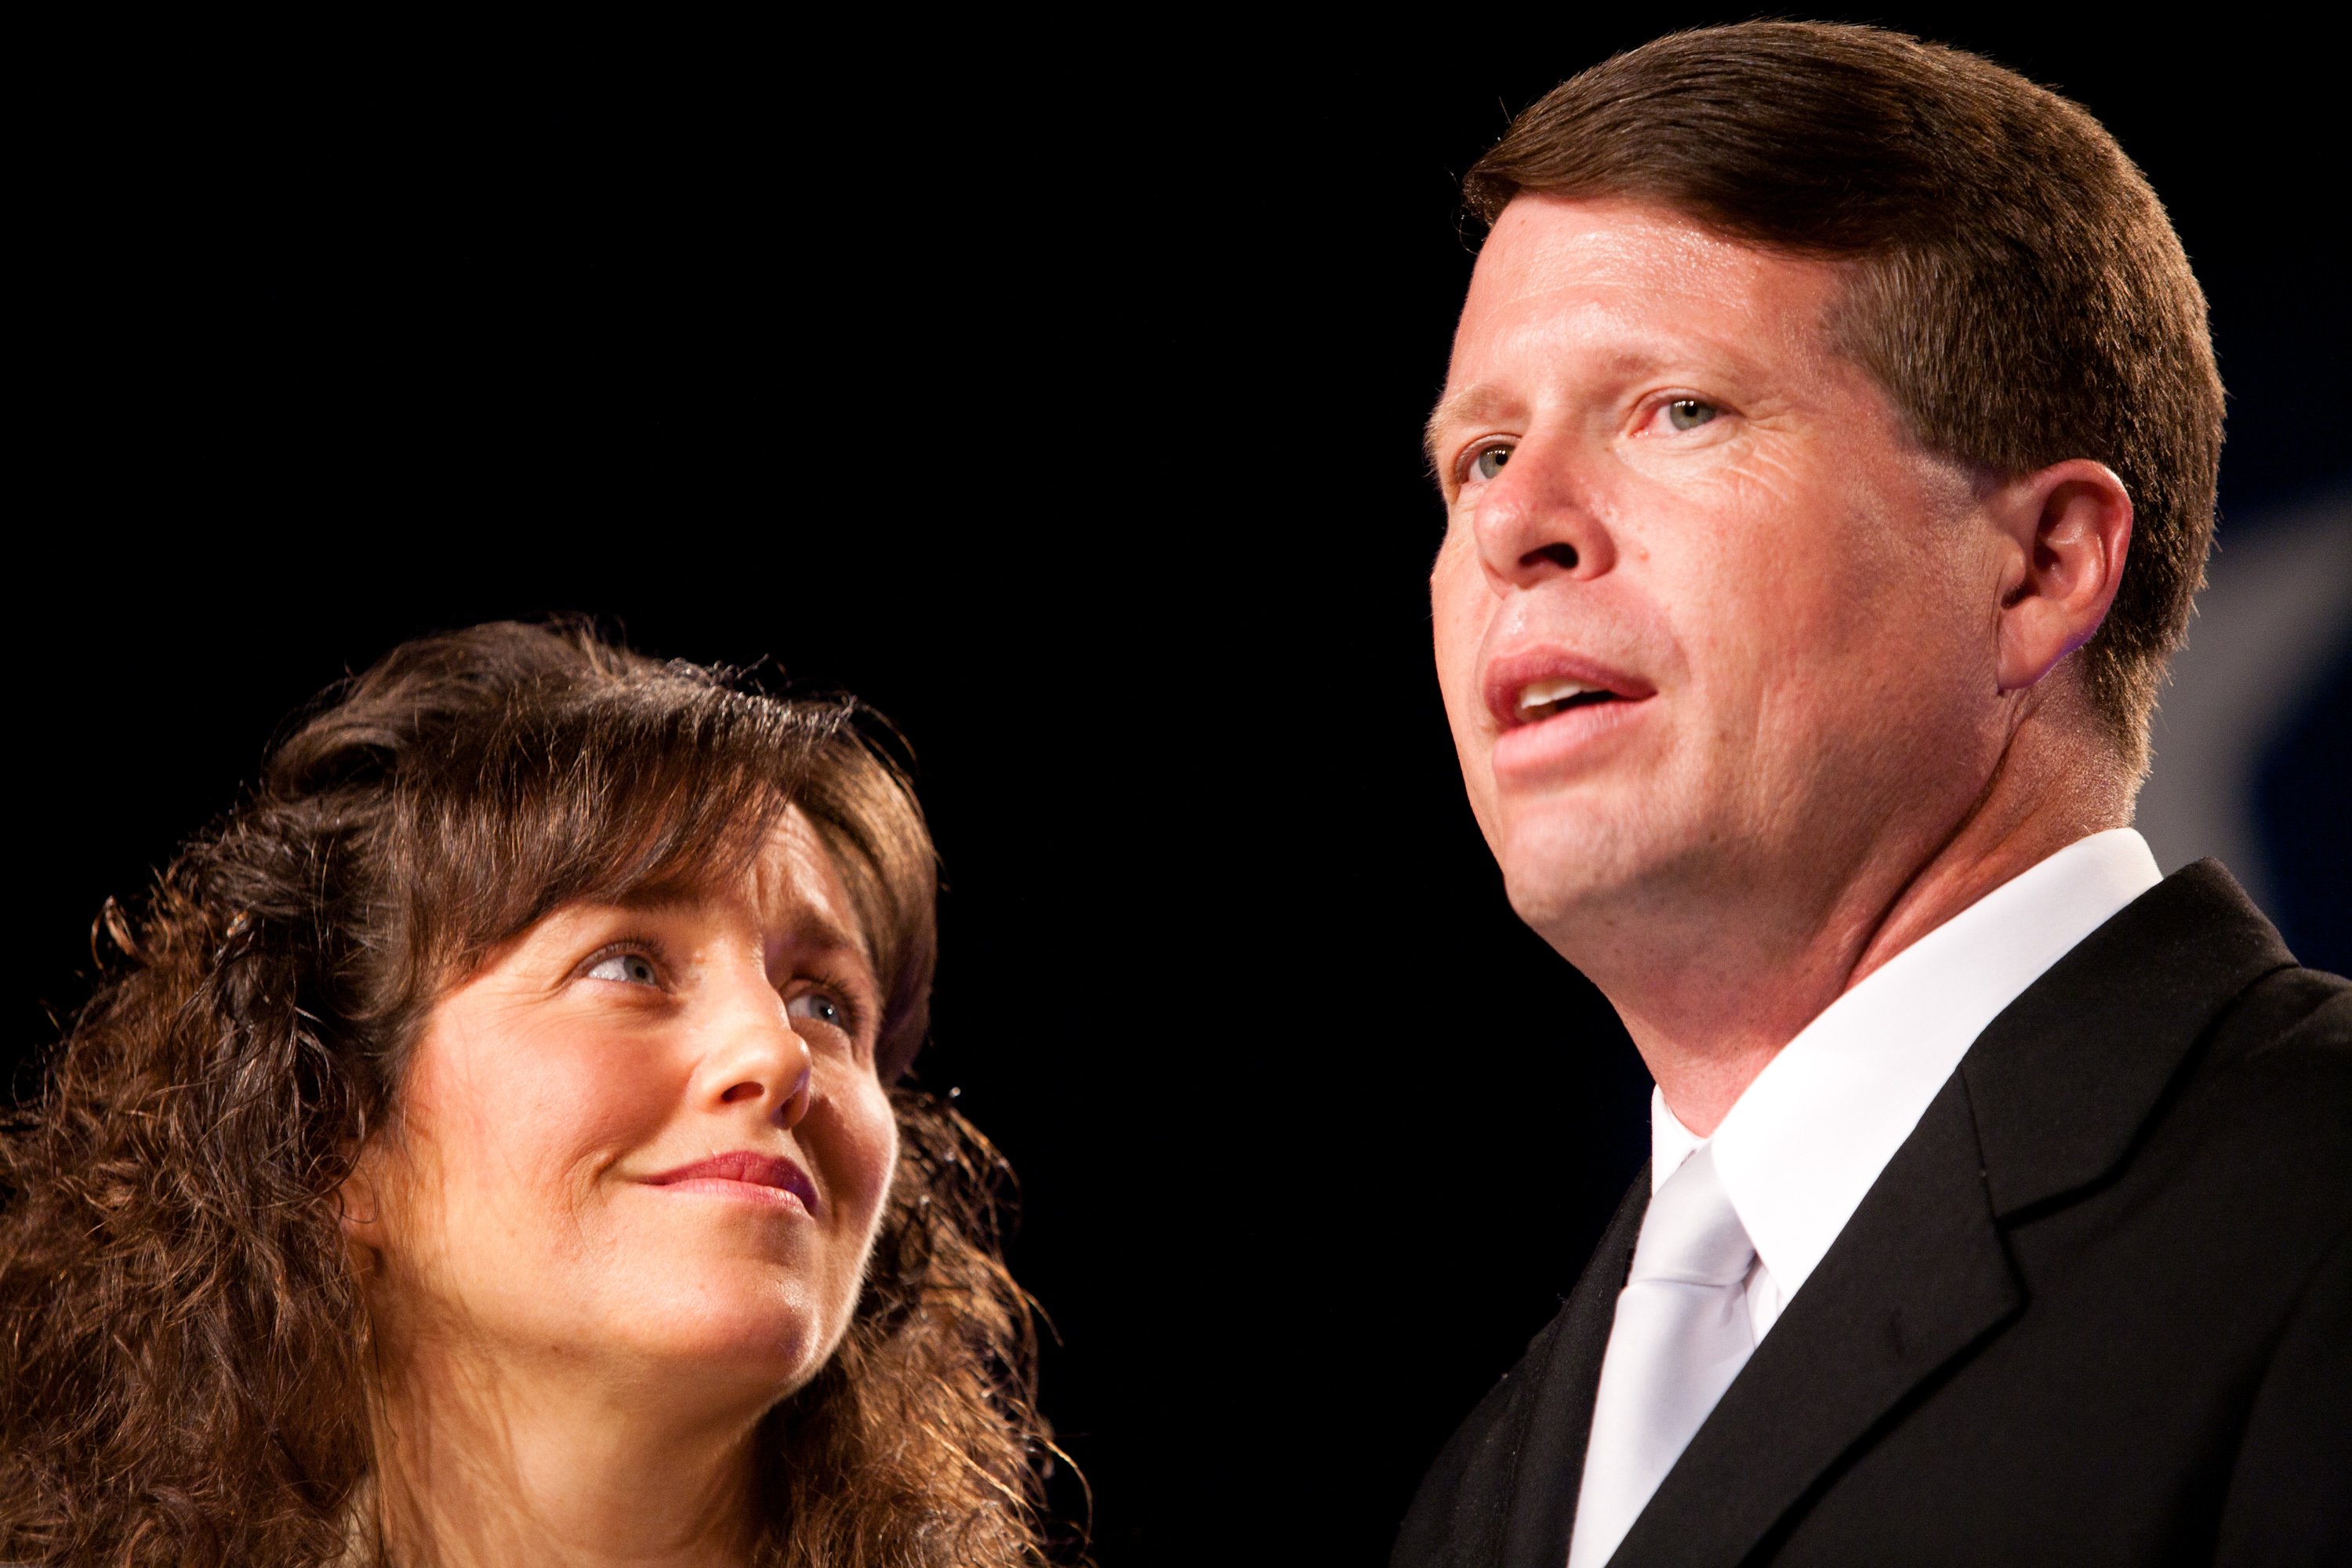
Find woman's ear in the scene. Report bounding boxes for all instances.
[1990,458,2134,694]
[338,1141,387,1269]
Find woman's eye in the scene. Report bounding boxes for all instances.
[1664,398,1720,431]
[1471,445,1512,482]
[786,992,849,1032]
[586,952,660,986]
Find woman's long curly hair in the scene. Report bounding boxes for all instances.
[0,620,1061,1566]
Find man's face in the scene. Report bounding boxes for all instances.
[1429,196,2002,950]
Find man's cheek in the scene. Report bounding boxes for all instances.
[1431,560,1485,712]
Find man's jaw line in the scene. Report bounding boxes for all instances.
[1498,706,2129,1136]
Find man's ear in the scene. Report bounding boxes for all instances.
[1991,459,2133,694]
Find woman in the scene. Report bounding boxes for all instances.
[0,621,1061,1566]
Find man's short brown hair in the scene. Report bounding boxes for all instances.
[1465,21,2223,774]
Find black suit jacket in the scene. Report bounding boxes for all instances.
[1393,862,2351,1566]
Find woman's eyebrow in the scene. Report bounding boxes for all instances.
[601,887,876,977]
[788,909,874,972]
[601,889,706,923]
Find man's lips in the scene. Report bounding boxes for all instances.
[1482,649,1655,731]
[642,1150,818,1212]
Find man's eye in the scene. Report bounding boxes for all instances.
[586,952,660,986]
[786,992,849,1032]
[1666,398,1719,431]
[1471,446,1512,481]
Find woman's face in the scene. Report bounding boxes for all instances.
[343,807,900,1406]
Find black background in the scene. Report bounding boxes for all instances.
[16,13,2347,1563]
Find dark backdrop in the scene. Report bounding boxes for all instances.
[16,14,2347,1563]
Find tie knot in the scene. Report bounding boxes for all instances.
[1630,1144,1754,1287]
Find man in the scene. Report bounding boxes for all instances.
[1396,23,2348,1568]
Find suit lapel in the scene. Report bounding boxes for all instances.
[1602,860,2293,1566]
[1494,1171,1652,1568]
[1609,1076,2018,1567]
[1960,860,2292,1218]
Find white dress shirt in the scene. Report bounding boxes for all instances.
[1643,827,2163,1350]
[1567,835,2164,1568]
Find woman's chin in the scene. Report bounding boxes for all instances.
[611,1295,841,1400]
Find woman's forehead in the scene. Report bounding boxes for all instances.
[742,807,870,959]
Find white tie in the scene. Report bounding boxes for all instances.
[1566,1144,1758,1568]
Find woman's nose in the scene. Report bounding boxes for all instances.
[702,993,815,1129]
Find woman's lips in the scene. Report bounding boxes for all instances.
[642,1150,818,1214]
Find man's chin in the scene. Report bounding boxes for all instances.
[1494,804,1681,944]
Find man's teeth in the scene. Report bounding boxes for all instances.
[1515,679,1613,722]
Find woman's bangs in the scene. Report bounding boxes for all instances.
[410,681,847,982]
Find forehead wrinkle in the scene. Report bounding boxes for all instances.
[1501,289,1787,377]
[749,828,880,983]
[1481,194,1795,296]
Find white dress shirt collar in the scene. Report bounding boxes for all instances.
[1649,829,2164,1327]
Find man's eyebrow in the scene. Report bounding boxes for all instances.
[1423,385,1516,474]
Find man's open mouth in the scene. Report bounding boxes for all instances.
[1514,679,1627,724]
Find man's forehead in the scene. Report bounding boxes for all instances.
[1469,194,1778,302]
[1436,195,1850,412]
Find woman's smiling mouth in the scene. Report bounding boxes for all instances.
[642,1150,819,1214]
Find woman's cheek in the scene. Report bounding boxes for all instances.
[834,1080,902,1241]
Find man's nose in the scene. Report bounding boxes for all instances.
[1470,430,1618,592]
[697,985,815,1130]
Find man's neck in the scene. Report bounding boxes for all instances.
[368,1345,767,1568]
[1580,728,2136,1137]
